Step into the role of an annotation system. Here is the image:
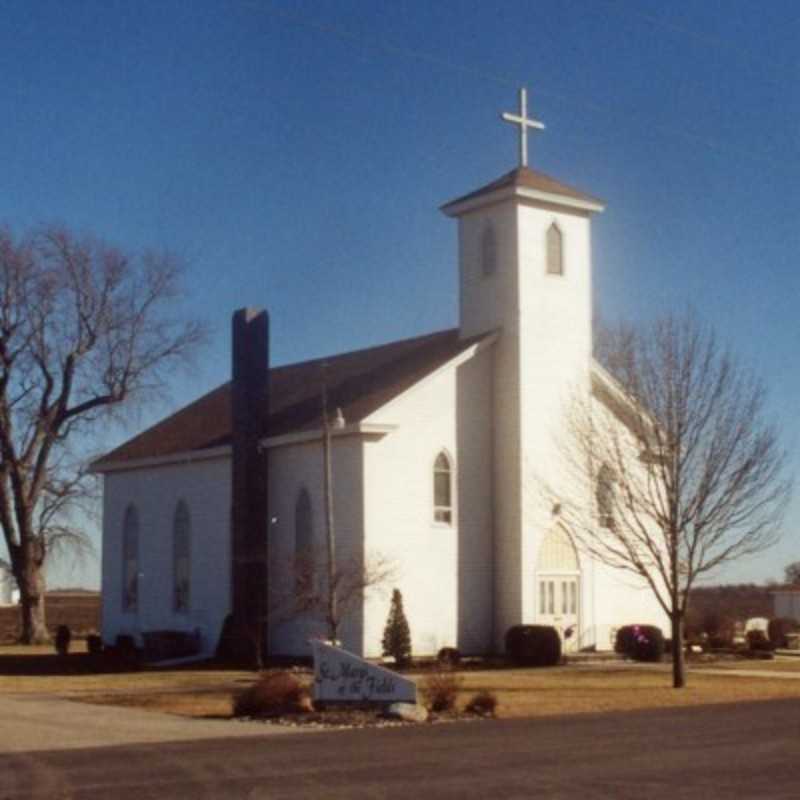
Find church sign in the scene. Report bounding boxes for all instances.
[311,640,417,704]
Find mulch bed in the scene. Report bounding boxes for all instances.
[239,708,483,729]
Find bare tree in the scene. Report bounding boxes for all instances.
[0,224,204,643]
[550,312,790,688]
[293,550,395,645]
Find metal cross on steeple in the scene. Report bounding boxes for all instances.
[501,88,545,168]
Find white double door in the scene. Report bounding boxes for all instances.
[537,574,580,652]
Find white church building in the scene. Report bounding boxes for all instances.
[94,91,668,659]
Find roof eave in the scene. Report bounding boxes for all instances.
[260,422,397,451]
[441,184,605,218]
[90,444,232,475]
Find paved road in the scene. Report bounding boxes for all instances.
[2,699,800,799]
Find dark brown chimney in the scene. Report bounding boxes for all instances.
[228,307,269,665]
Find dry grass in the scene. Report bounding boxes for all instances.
[449,666,800,718]
[73,665,800,721]
[4,644,800,721]
[0,643,255,697]
[694,656,800,672]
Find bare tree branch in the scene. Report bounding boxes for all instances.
[546,311,791,688]
[0,224,206,642]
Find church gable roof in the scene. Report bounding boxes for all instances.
[94,328,492,469]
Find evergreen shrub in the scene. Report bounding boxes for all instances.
[614,624,664,662]
[382,589,412,667]
[505,625,561,667]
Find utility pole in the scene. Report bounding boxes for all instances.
[321,364,338,642]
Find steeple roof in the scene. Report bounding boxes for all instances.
[441,166,604,217]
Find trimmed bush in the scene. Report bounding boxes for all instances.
[54,625,71,657]
[767,617,800,649]
[382,589,412,668]
[421,665,463,713]
[114,634,142,669]
[233,672,311,718]
[437,647,461,667]
[505,625,561,667]
[86,633,103,656]
[614,625,664,662]
[746,629,773,652]
[465,690,497,717]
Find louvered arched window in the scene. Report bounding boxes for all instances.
[433,451,453,524]
[546,222,564,275]
[295,488,314,593]
[122,505,139,613]
[173,501,191,613]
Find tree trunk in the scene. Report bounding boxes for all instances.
[18,564,49,644]
[670,612,685,689]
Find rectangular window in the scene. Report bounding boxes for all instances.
[539,581,546,615]
[561,581,568,614]
[570,582,577,615]
[547,581,554,615]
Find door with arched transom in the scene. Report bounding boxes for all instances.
[536,525,581,652]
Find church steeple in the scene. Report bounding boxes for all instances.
[440,90,605,646]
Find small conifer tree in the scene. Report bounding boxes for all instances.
[382,588,412,667]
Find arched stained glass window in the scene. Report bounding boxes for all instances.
[433,451,453,524]
[546,222,564,275]
[173,501,191,613]
[122,505,139,613]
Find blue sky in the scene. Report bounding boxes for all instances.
[1,1,797,587]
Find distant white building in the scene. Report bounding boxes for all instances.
[771,587,800,621]
[93,91,669,659]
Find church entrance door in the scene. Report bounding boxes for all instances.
[536,524,581,652]
[536,576,579,652]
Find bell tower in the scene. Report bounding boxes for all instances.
[441,89,605,646]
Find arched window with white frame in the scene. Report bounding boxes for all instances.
[295,488,314,594]
[433,451,453,524]
[173,500,191,613]
[546,221,564,275]
[122,505,139,613]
